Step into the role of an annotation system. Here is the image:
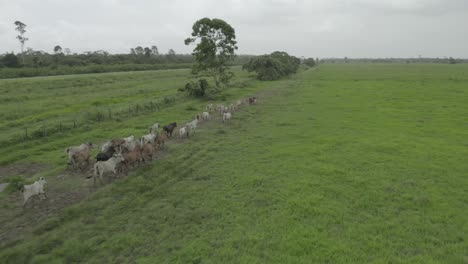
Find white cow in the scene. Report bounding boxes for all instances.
[223,112,232,122]
[206,103,214,112]
[122,135,137,151]
[217,104,227,115]
[186,118,199,135]
[101,141,112,152]
[179,126,188,138]
[149,123,159,134]
[93,154,125,185]
[22,177,47,207]
[141,132,157,144]
[202,112,210,120]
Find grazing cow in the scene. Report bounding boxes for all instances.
[186,118,199,136]
[179,126,188,138]
[223,112,232,122]
[101,136,125,153]
[22,177,47,207]
[229,103,235,112]
[122,135,137,151]
[93,154,125,185]
[202,112,210,120]
[124,135,135,142]
[236,100,242,108]
[96,139,125,161]
[206,103,214,112]
[96,146,117,162]
[149,123,159,134]
[101,141,112,153]
[249,97,257,104]
[217,104,226,114]
[66,142,94,169]
[155,132,168,149]
[121,143,142,172]
[141,132,157,145]
[71,151,93,171]
[163,122,177,137]
[141,142,155,162]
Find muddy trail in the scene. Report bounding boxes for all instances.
[0,148,171,247]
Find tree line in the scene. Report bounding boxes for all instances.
[320,57,466,64]
[2,19,310,84]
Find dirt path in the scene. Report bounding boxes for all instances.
[0,163,48,181]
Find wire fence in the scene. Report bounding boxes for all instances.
[1,95,178,148]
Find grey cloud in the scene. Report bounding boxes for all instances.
[0,0,467,57]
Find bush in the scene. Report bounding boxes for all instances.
[242,51,300,80]
[182,79,210,97]
[304,58,316,67]
[2,175,27,194]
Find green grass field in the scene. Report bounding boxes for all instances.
[1,64,467,263]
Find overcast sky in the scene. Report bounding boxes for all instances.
[0,0,467,58]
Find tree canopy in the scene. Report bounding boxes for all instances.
[184,17,238,88]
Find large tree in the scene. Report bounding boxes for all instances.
[14,21,28,64]
[184,18,237,88]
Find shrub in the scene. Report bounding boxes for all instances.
[304,58,316,67]
[2,175,27,194]
[182,79,210,97]
[242,51,300,80]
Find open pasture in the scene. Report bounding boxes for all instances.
[0,67,253,165]
[1,64,468,263]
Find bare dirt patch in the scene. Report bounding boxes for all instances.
[0,163,49,180]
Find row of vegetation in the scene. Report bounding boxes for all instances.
[0,51,254,79]
[319,57,467,64]
[2,20,315,81]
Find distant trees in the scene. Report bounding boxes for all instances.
[317,57,467,64]
[1,53,20,68]
[14,21,28,64]
[134,46,144,56]
[151,46,159,56]
[53,45,63,54]
[144,47,151,57]
[448,57,457,64]
[185,17,238,88]
[243,51,300,80]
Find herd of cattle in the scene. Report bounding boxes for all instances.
[20,97,258,207]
